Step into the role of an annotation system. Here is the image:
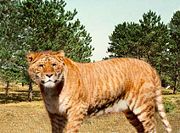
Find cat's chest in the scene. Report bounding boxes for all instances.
[43,89,60,114]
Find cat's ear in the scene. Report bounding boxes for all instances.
[58,50,65,57]
[54,50,65,60]
[26,52,39,63]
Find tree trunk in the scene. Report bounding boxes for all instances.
[172,62,179,94]
[4,81,10,96]
[28,81,33,102]
[22,82,24,87]
[173,87,176,94]
[173,74,179,94]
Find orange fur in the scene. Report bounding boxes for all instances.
[27,51,171,133]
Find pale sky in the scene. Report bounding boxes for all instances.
[66,0,180,61]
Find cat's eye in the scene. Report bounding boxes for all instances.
[52,63,57,67]
[39,64,44,67]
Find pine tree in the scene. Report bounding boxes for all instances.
[0,0,94,100]
[108,10,169,70]
[108,22,142,58]
[168,11,180,93]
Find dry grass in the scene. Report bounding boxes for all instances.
[0,101,51,133]
[0,84,180,133]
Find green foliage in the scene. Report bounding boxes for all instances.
[0,0,22,83]
[108,10,170,62]
[0,0,94,84]
[139,11,170,66]
[164,101,176,113]
[14,0,93,62]
[108,22,142,58]
[168,11,180,92]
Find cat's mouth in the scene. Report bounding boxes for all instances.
[39,73,64,88]
[42,80,56,88]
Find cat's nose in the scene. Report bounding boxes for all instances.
[46,74,53,78]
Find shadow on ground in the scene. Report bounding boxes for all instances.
[0,90,42,104]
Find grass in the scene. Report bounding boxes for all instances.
[0,83,180,133]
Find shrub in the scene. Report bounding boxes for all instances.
[164,101,176,113]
